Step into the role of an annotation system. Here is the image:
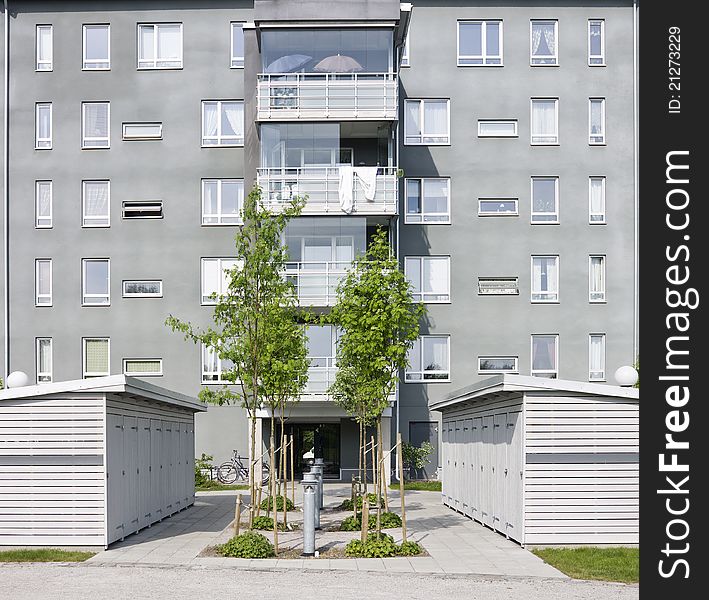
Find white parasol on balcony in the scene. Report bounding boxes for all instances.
[313,54,363,73]
[265,54,312,73]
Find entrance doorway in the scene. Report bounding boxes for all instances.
[277,422,341,479]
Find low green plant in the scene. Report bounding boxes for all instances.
[339,511,402,531]
[401,442,434,480]
[345,533,398,558]
[194,453,214,487]
[0,548,95,562]
[259,495,295,512]
[532,547,639,583]
[339,493,385,511]
[389,480,442,492]
[397,541,423,556]
[196,481,248,492]
[251,515,290,531]
[219,531,275,559]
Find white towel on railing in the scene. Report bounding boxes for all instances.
[338,166,354,213]
[355,167,378,201]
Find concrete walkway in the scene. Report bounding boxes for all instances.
[87,484,564,578]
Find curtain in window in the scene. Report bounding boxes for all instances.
[84,182,108,217]
[424,179,448,214]
[203,346,218,374]
[405,258,422,295]
[532,101,555,138]
[405,101,421,137]
[590,179,604,215]
[424,101,447,136]
[542,24,556,55]
[407,339,422,377]
[158,25,181,59]
[224,103,244,138]
[533,258,557,294]
[39,339,52,373]
[139,26,154,60]
[37,183,51,217]
[202,260,219,298]
[424,337,448,372]
[85,340,108,374]
[37,261,50,296]
[203,103,218,138]
[38,106,51,139]
[203,181,218,216]
[590,101,603,134]
[85,104,108,138]
[590,257,605,295]
[590,336,604,375]
[531,23,543,55]
[424,258,448,295]
[532,336,555,371]
[38,27,52,62]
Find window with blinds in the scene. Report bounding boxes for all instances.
[83,338,109,377]
[82,102,110,148]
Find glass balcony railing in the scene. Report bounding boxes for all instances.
[301,362,397,402]
[257,72,398,121]
[285,260,349,306]
[257,166,398,215]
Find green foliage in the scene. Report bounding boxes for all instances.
[389,480,441,492]
[397,541,423,556]
[339,511,402,531]
[250,515,289,531]
[196,481,248,492]
[401,442,434,471]
[339,515,361,531]
[0,548,95,562]
[194,453,214,487]
[259,495,295,512]
[338,493,385,511]
[532,547,639,583]
[345,533,398,558]
[219,531,275,559]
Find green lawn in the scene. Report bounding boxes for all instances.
[389,480,442,492]
[196,482,249,492]
[532,547,639,583]
[0,548,96,563]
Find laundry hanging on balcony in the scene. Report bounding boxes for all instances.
[337,166,379,213]
[354,167,378,201]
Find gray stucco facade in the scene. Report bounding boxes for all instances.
[0,0,637,477]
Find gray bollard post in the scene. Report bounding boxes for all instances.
[308,469,322,529]
[313,458,324,509]
[301,473,317,557]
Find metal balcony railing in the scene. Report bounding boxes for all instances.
[257,72,398,120]
[303,361,338,397]
[285,261,349,306]
[258,166,398,215]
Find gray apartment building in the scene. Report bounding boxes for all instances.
[0,0,638,480]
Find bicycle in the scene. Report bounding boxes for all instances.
[216,450,269,486]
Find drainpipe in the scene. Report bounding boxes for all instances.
[3,0,9,380]
[632,0,639,363]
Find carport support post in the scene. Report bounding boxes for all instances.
[397,432,407,543]
[301,473,317,556]
[234,494,242,537]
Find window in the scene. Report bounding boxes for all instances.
[400,34,410,67]
[138,23,183,69]
[588,20,605,65]
[404,99,450,145]
[530,20,558,65]
[123,359,163,376]
[458,20,502,65]
[35,103,52,149]
[35,181,52,228]
[83,24,110,69]
[36,338,53,383]
[82,181,110,226]
[405,256,450,303]
[231,22,244,68]
[122,280,163,298]
[82,102,110,148]
[589,334,606,381]
[35,259,52,306]
[530,98,558,144]
[201,258,238,304]
[405,178,450,224]
[202,101,244,146]
[478,356,518,374]
[202,179,244,225]
[202,344,234,383]
[82,259,110,305]
[478,277,518,295]
[122,123,162,140]
[589,98,606,144]
[478,198,518,216]
[122,200,163,219]
[406,335,450,382]
[36,25,53,71]
[478,120,517,137]
[531,334,558,378]
[531,177,559,223]
[531,255,559,302]
[589,177,606,223]
[589,255,606,302]
[83,338,110,378]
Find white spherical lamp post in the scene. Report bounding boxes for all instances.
[5,371,30,389]
[614,365,639,387]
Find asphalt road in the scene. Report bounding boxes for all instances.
[0,564,638,600]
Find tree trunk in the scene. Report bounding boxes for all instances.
[270,432,278,553]
[375,420,382,536]
[249,410,257,528]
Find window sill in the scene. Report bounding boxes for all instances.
[589,142,607,146]
[478,213,519,217]
[34,147,52,151]
[404,220,452,226]
[403,142,451,147]
[137,66,184,71]
[35,225,54,229]
[81,146,111,150]
[34,304,53,308]
[531,300,560,304]
[529,63,560,67]
[123,295,164,299]
[589,300,607,304]
[530,143,560,147]
[201,222,243,227]
[478,135,518,139]
[201,144,245,149]
[81,304,111,308]
[589,221,607,225]
[530,221,560,225]
[230,65,245,70]
[82,224,111,228]
[457,63,504,67]
[82,68,111,72]
[588,63,607,67]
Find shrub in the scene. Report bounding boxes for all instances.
[340,511,402,531]
[194,453,214,487]
[339,493,385,511]
[251,516,289,531]
[339,515,361,531]
[219,531,275,559]
[345,533,398,558]
[259,495,295,512]
[397,541,423,556]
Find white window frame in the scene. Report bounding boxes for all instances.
[122,123,162,140]
[477,120,517,137]
[122,200,163,219]
[400,33,410,67]
[589,334,606,381]
[530,20,558,66]
[83,24,111,70]
[36,25,53,71]
[589,255,606,303]
[82,258,111,306]
[531,255,559,303]
[589,98,606,145]
[201,100,245,147]
[457,20,503,66]
[201,344,233,384]
[405,256,451,303]
[230,22,245,68]
[589,176,606,224]
[588,19,605,66]
[82,102,111,149]
[35,180,53,228]
[137,23,183,69]
[530,98,559,145]
[201,257,238,305]
[201,179,245,225]
[36,338,53,384]
[478,356,518,374]
[122,280,163,298]
[123,358,163,377]
[35,103,52,149]
[82,180,110,227]
[404,178,451,224]
[83,337,110,378]
[531,334,559,378]
[531,176,559,223]
[35,258,52,306]
[405,335,451,383]
[403,99,451,146]
[478,198,519,216]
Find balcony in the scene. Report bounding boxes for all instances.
[258,166,398,215]
[286,261,349,306]
[257,73,398,121]
[300,363,396,403]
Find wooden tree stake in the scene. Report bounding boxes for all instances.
[361,494,369,543]
[290,434,295,505]
[234,494,242,537]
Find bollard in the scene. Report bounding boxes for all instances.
[301,473,318,557]
[308,468,322,530]
[313,458,325,509]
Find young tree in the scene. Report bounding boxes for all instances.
[166,186,307,529]
[328,227,425,533]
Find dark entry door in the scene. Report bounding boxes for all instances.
[409,421,439,480]
[279,423,341,479]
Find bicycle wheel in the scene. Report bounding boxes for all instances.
[216,463,238,484]
[261,463,270,486]
[234,465,248,482]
